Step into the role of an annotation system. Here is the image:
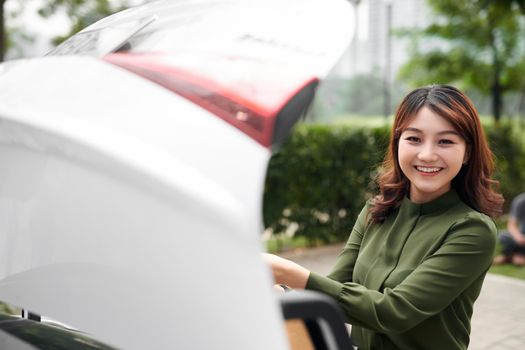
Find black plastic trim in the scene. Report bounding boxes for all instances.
[0,313,117,350]
[272,80,318,150]
[279,290,353,350]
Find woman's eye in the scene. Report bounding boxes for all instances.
[439,139,454,145]
[405,136,420,142]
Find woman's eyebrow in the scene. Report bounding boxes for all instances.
[403,127,460,136]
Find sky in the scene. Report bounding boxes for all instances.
[4,0,146,59]
[5,0,70,58]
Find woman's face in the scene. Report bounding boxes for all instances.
[397,107,468,203]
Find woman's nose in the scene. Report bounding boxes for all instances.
[417,142,438,162]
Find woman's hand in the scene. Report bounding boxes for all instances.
[262,253,310,289]
[272,284,286,294]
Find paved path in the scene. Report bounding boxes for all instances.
[278,243,525,350]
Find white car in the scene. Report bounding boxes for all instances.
[0,0,354,349]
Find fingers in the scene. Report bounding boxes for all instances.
[261,253,310,289]
[273,284,286,294]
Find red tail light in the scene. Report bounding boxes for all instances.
[103,52,318,147]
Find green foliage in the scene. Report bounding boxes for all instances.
[263,123,525,244]
[399,0,525,121]
[263,124,389,244]
[1,0,35,61]
[38,0,133,46]
[2,1,135,61]
[265,234,312,254]
[486,122,525,211]
[485,0,525,14]
[0,0,6,61]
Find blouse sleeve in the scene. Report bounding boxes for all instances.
[305,213,496,333]
[325,204,369,282]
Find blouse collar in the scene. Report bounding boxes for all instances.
[402,190,461,215]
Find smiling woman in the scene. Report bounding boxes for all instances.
[372,84,503,222]
[397,107,468,204]
[265,84,505,350]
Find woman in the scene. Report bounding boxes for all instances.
[264,85,503,350]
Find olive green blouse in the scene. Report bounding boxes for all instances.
[305,190,496,350]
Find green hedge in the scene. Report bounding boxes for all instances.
[486,125,525,205]
[263,123,525,244]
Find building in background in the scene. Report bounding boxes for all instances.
[309,0,431,121]
[337,0,430,80]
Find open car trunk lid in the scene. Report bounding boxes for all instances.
[0,1,354,349]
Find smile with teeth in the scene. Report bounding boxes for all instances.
[415,166,442,173]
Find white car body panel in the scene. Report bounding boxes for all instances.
[0,0,354,349]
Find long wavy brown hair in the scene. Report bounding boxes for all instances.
[370,84,503,223]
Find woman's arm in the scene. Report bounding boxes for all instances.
[262,253,310,288]
[306,214,496,333]
[263,204,369,288]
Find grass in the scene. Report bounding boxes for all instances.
[489,262,525,280]
[490,235,525,280]
[265,235,316,254]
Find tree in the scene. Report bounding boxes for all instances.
[38,0,132,46]
[0,1,32,61]
[485,0,525,14]
[399,0,525,122]
[1,0,7,61]
[0,0,134,62]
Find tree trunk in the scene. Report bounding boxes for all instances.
[491,78,502,124]
[490,26,503,124]
[0,0,5,62]
[518,86,525,125]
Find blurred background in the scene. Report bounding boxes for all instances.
[313,0,525,125]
